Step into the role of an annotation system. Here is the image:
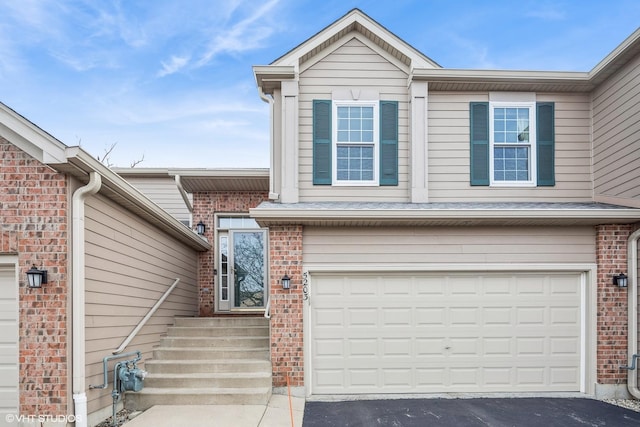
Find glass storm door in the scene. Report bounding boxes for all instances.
[218,229,267,311]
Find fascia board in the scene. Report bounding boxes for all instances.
[270,9,438,69]
[0,103,66,163]
[61,147,211,251]
[168,168,270,178]
[589,27,640,79]
[253,65,296,85]
[411,68,590,84]
[250,206,640,223]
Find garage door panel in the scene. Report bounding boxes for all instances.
[0,267,18,416]
[311,272,583,394]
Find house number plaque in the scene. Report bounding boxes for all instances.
[302,271,310,301]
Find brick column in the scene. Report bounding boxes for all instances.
[269,225,304,387]
[595,224,633,385]
[1,141,69,416]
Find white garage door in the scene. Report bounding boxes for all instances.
[0,266,18,419]
[310,272,583,394]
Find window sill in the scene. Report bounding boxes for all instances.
[490,181,537,188]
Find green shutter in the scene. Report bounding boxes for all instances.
[470,102,490,186]
[313,100,332,185]
[379,100,398,186]
[536,102,555,186]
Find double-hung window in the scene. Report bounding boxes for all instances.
[312,99,399,186]
[334,102,378,185]
[490,102,536,186]
[470,101,555,187]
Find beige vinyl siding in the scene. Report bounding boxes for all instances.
[428,92,593,202]
[124,176,192,225]
[303,226,595,265]
[592,53,640,204]
[298,36,410,202]
[84,194,199,415]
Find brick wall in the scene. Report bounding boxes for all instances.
[192,191,268,316]
[595,224,634,385]
[268,225,304,387]
[0,140,69,416]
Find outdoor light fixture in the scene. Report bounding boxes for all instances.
[196,221,206,236]
[26,265,47,288]
[614,273,628,288]
[281,274,291,290]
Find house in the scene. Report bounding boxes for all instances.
[2,7,640,426]
[241,8,639,399]
[0,103,210,425]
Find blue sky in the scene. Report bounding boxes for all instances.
[1,0,638,168]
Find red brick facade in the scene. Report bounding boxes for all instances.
[192,191,269,316]
[268,225,304,387]
[191,190,305,386]
[595,224,634,385]
[1,140,69,416]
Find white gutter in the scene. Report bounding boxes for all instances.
[627,228,640,399]
[72,172,102,427]
[174,175,193,213]
[257,86,278,200]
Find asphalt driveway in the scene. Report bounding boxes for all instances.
[303,398,640,426]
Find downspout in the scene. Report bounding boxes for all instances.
[258,86,277,200]
[174,175,193,213]
[627,228,640,399]
[72,172,102,427]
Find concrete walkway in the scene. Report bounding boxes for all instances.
[121,395,305,427]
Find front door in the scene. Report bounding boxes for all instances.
[231,230,266,308]
[217,217,267,312]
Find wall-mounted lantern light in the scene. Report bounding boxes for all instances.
[26,265,48,288]
[281,274,291,290]
[614,273,628,288]
[196,221,206,236]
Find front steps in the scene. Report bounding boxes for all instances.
[125,317,271,411]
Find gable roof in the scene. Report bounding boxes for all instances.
[0,102,210,251]
[255,9,640,94]
[271,8,440,70]
[254,8,441,93]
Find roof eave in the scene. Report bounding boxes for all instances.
[269,9,440,69]
[168,168,270,193]
[589,26,640,86]
[411,69,594,92]
[253,65,296,94]
[52,148,211,252]
[250,206,640,227]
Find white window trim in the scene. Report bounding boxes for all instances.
[489,101,537,187]
[331,100,379,186]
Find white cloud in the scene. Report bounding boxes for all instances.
[197,0,281,66]
[157,55,191,77]
[153,0,282,77]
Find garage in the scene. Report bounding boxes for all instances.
[0,265,18,417]
[309,271,584,395]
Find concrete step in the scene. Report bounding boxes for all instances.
[174,317,268,327]
[153,347,269,360]
[144,359,272,374]
[166,325,269,337]
[159,336,268,349]
[133,316,273,410]
[125,387,272,411]
[144,372,272,388]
